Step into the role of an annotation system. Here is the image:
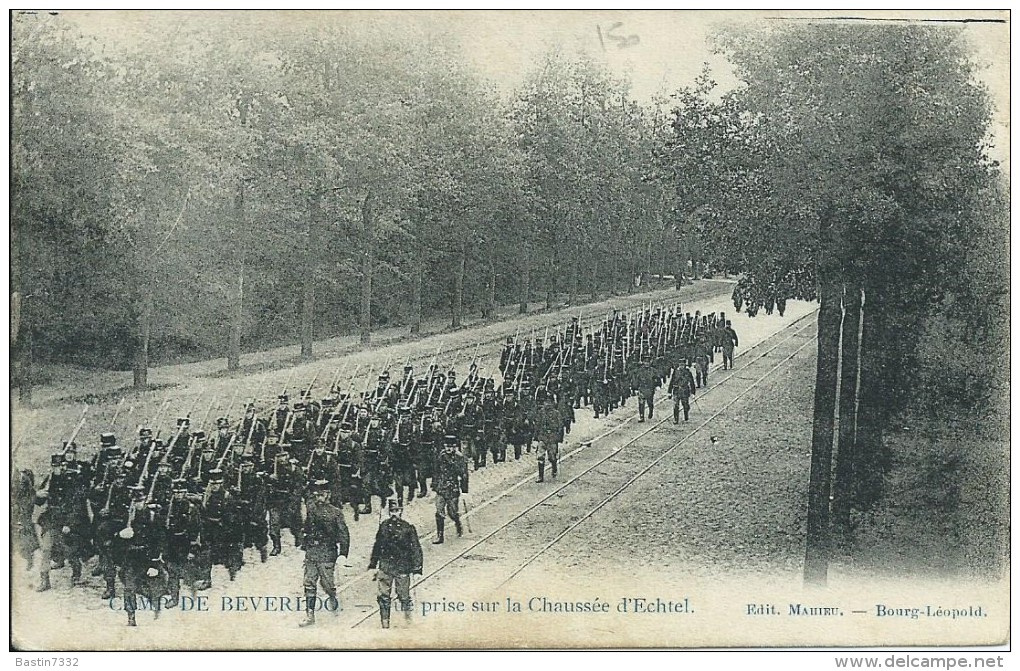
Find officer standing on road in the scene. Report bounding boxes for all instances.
[299,479,349,627]
[721,320,739,370]
[369,499,423,629]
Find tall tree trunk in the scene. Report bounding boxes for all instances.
[18,293,33,405]
[133,285,153,389]
[484,251,496,319]
[360,190,374,346]
[545,249,554,310]
[13,202,32,404]
[567,242,579,306]
[301,190,320,360]
[452,240,466,328]
[831,283,864,546]
[590,255,599,300]
[803,278,843,586]
[519,243,531,315]
[228,186,245,371]
[410,247,423,336]
[609,248,619,296]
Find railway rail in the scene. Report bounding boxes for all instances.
[348,307,819,627]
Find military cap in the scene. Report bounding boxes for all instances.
[379,371,390,380]
[62,441,78,452]
[50,454,65,467]
[404,364,413,371]
[266,431,280,442]
[100,432,117,447]
[193,430,207,441]
[171,478,188,492]
[176,417,191,427]
[443,434,459,447]
[102,445,124,460]
[398,403,411,413]
[311,479,331,493]
[208,469,225,483]
[128,484,147,497]
[275,448,290,459]
[387,498,403,513]
[293,401,307,411]
[339,421,355,431]
[216,417,230,429]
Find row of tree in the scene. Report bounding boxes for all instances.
[665,23,1007,582]
[12,13,681,392]
[13,15,1007,581]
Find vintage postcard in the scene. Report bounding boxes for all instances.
[9,9,1009,652]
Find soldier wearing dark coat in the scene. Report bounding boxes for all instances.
[721,320,739,370]
[164,480,202,608]
[118,488,168,626]
[389,406,418,506]
[369,499,424,628]
[668,360,697,423]
[334,421,365,520]
[266,448,305,555]
[36,452,91,592]
[235,458,269,563]
[299,480,350,627]
[480,389,505,464]
[200,469,242,584]
[431,436,468,544]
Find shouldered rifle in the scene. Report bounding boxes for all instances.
[63,404,90,454]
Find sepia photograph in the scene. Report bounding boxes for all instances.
[9,8,1010,655]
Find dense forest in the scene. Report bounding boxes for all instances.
[11,13,1008,576]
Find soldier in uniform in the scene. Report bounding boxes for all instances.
[36,452,91,592]
[201,469,242,584]
[534,391,562,483]
[668,360,697,423]
[362,414,393,515]
[299,480,350,627]
[431,435,468,544]
[480,388,505,464]
[458,391,484,470]
[164,479,202,607]
[634,360,659,422]
[235,457,269,563]
[266,447,305,555]
[369,499,423,628]
[721,320,739,370]
[334,420,365,520]
[118,486,167,626]
[693,334,712,388]
[390,404,418,507]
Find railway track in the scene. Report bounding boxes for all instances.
[347,307,819,627]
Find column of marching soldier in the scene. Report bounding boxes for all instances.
[12,304,739,628]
